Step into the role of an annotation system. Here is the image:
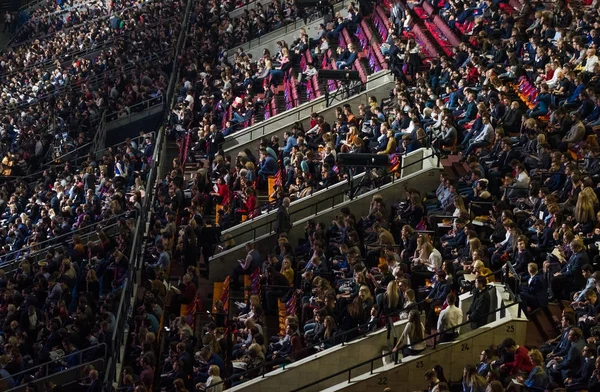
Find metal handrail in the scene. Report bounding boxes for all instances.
[0,210,132,271]
[101,0,191,387]
[11,111,105,181]
[214,145,438,250]
[225,0,345,53]
[290,299,522,392]
[211,298,428,389]
[19,0,44,11]
[0,343,107,384]
[221,69,393,143]
[104,94,166,125]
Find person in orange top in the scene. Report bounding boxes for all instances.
[473,260,495,283]
[343,104,356,123]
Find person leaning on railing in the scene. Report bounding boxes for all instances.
[391,309,426,358]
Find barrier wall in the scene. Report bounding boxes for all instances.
[223,71,394,156]
[228,285,523,392]
[209,150,441,281]
[229,0,273,19]
[320,301,527,392]
[227,0,350,57]
[219,171,366,244]
[228,315,426,392]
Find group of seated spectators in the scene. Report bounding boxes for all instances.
[8,0,600,389]
[147,0,600,390]
[0,128,156,389]
[415,331,600,392]
[175,76,438,233]
[0,0,178,177]
[171,0,365,140]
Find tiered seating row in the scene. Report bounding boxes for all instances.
[355,20,388,72]
[337,28,369,84]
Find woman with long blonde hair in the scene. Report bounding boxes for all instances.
[413,233,431,261]
[381,280,400,316]
[469,238,482,259]
[280,258,294,284]
[507,348,548,391]
[462,365,487,392]
[575,187,598,231]
[453,196,467,217]
[342,126,359,152]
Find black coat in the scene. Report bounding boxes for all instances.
[275,206,292,234]
[468,286,491,329]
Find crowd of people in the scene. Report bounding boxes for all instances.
[0,0,178,177]
[5,0,600,389]
[0,128,155,390]
[417,329,600,392]
[152,0,600,389]
[171,0,362,140]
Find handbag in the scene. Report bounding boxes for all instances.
[415,217,428,231]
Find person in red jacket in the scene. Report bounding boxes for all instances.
[498,337,534,376]
[235,187,257,222]
[210,177,230,212]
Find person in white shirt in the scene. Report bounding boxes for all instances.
[584,49,598,73]
[197,364,223,392]
[393,309,427,357]
[544,62,561,89]
[513,163,531,196]
[437,293,464,342]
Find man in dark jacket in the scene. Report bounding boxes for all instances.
[275,197,292,234]
[424,270,451,332]
[549,327,585,382]
[200,222,221,277]
[542,313,576,359]
[551,238,589,301]
[231,243,262,289]
[207,125,225,160]
[467,276,491,329]
[520,263,547,312]
[265,267,292,315]
[499,101,523,133]
[564,345,596,392]
[586,357,600,392]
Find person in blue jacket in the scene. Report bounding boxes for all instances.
[520,263,547,312]
[336,43,358,70]
[527,84,551,118]
[551,238,589,301]
[257,148,278,181]
[511,349,548,391]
